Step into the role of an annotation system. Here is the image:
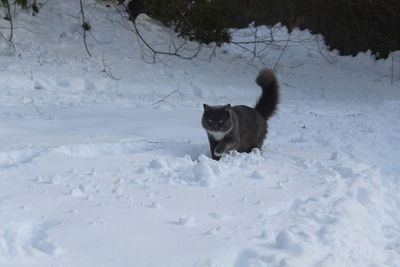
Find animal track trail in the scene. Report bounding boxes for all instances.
[0,147,47,170]
[53,141,147,158]
[0,220,60,261]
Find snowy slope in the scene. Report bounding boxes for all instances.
[1,1,400,267]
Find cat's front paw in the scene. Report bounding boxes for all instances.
[214,147,225,157]
[214,151,224,157]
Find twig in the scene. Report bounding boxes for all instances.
[0,25,39,33]
[252,26,258,58]
[30,97,42,115]
[208,45,218,62]
[79,0,92,57]
[88,30,112,45]
[315,35,335,64]
[390,52,394,86]
[231,41,254,55]
[273,33,291,72]
[35,0,51,13]
[105,15,127,29]
[100,54,121,80]
[5,0,14,42]
[152,89,180,106]
[0,30,15,52]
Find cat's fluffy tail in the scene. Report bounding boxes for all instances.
[254,68,280,120]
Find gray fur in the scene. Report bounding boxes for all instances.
[202,68,279,160]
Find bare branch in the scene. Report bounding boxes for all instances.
[0,30,15,52]
[30,97,42,115]
[4,0,14,42]
[315,35,335,64]
[131,17,202,60]
[100,54,121,80]
[35,0,51,14]
[390,52,394,86]
[79,0,92,57]
[273,33,291,72]
[117,2,213,62]
[88,30,112,45]
[152,89,180,106]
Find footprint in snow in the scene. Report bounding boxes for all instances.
[169,215,196,226]
[0,220,61,260]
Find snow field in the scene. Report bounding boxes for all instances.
[1,101,398,266]
[1,0,400,266]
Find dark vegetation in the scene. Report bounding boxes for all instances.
[127,0,400,59]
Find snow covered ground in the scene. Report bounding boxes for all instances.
[1,1,400,266]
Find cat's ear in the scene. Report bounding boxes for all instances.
[203,104,211,111]
[223,104,231,112]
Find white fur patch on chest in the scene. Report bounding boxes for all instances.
[207,130,228,141]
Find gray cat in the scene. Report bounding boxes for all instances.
[201,68,279,160]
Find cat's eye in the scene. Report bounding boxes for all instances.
[208,119,213,122]
[219,120,224,124]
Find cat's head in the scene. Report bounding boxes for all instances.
[201,104,233,132]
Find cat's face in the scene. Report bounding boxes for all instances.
[202,104,233,132]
